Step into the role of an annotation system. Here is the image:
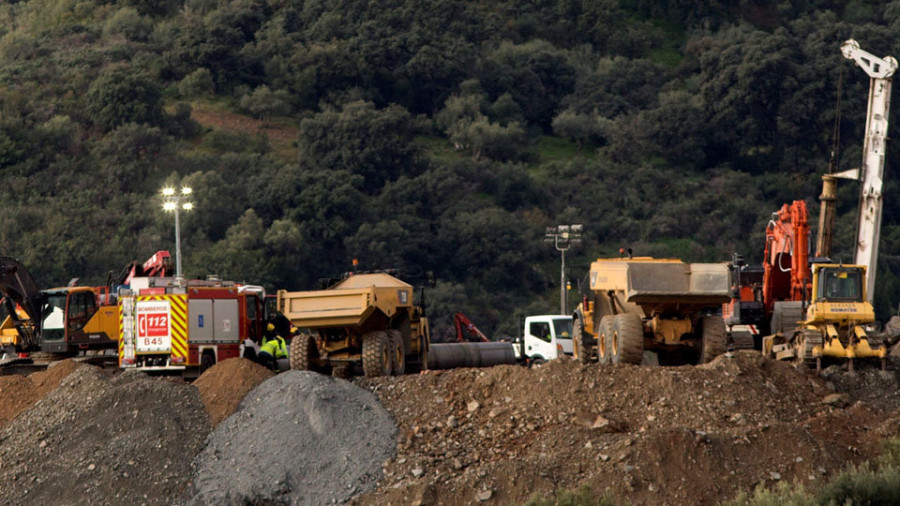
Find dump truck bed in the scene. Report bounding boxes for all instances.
[278,273,414,328]
[589,258,730,307]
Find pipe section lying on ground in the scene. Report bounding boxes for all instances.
[427,342,517,370]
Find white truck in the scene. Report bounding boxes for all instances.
[510,315,574,365]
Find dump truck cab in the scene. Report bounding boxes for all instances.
[511,315,573,364]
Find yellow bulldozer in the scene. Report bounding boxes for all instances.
[763,263,885,372]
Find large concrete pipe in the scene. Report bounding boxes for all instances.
[427,342,517,370]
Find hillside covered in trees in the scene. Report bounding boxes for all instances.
[2,0,900,336]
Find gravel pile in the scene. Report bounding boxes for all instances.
[184,370,396,505]
[0,359,79,426]
[193,358,275,426]
[0,366,211,506]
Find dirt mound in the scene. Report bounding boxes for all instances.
[184,371,396,506]
[193,357,275,426]
[0,359,80,426]
[351,351,900,505]
[0,366,211,506]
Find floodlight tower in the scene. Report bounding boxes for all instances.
[545,224,583,315]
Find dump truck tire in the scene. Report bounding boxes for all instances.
[573,316,593,364]
[611,313,643,365]
[363,331,391,377]
[598,316,615,365]
[388,329,406,375]
[699,316,727,364]
[290,333,318,371]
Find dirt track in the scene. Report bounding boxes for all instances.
[1,353,899,505]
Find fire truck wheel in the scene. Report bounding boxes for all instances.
[362,331,391,377]
[199,352,215,374]
[388,329,406,375]
[598,316,615,365]
[290,334,318,371]
[699,316,727,364]
[611,313,643,365]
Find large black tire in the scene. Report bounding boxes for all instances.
[242,346,257,363]
[362,331,391,377]
[597,316,615,365]
[388,329,406,375]
[611,313,643,365]
[290,333,318,371]
[699,316,727,364]
[572,316,593,364]
[199,351,215,374]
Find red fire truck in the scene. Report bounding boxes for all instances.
[118,277,268,376]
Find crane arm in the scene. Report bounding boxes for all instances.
[453,312,490,343]
[842,39,897,302]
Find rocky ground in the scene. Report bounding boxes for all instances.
[0,353,898,505]
[352,352,900,505]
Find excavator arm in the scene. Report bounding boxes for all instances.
[0,256,43,324]
[0,256,44,351]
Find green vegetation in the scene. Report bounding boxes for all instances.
[2,0,900,337]
[725,437,900,505]
[525,484,620,506]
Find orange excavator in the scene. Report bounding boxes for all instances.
[725,201,811,349]
[762,200,812,337]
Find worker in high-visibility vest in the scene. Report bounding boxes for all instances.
[258,323,288,370]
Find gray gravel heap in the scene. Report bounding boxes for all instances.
[0,366,211,506]
[183,370,397,505]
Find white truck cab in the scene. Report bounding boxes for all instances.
[511,315,574,364]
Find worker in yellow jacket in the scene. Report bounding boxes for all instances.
[258,323,288,370]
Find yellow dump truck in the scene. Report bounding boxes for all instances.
[572,257,731,365]
[277,272,429,377]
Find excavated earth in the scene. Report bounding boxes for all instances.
[352,352,900,505]
[0,353,899,505]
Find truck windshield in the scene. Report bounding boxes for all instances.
[818,268,863,302]
[553,318,573,340]
[41,295,66,341]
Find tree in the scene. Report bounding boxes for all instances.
[296,101,422,192]
[178,68,215,97]
[551,108,610,153]
[85,64,165,132]
[238,85,291,126]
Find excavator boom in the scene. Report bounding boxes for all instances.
[0,256,44,326]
